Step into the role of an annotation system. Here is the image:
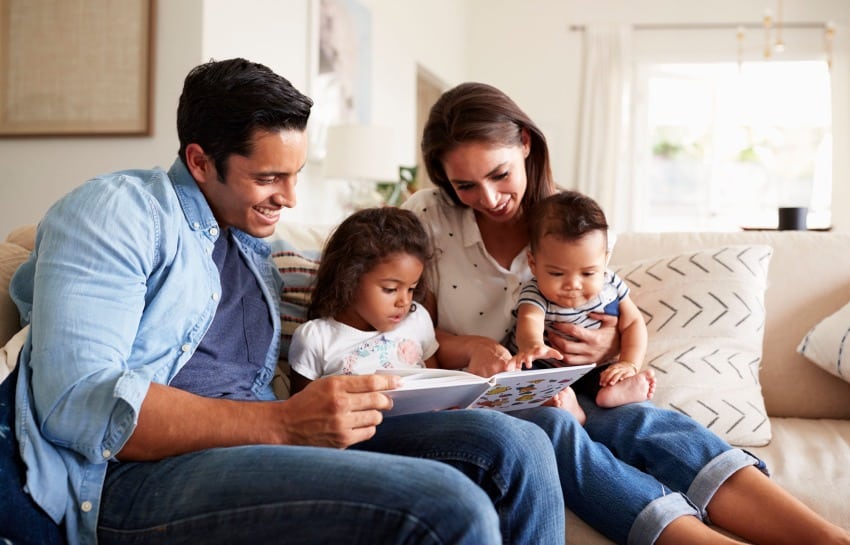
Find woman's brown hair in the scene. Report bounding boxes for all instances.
[421,82,556,214]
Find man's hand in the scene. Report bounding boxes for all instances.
[279,374,400,449]
[547,313,620,365]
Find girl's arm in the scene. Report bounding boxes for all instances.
[289,368,313,395]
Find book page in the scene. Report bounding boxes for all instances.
[469,364,596,411]
[381,381,489,417]
[376,368,487,389]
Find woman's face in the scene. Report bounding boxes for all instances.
[441,137,529,223]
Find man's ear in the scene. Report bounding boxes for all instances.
[184,143,214,184]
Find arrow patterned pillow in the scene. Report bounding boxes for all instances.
[797,299,850,383]
[614,245,774,447]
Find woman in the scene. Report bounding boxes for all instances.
[402,81,850,545]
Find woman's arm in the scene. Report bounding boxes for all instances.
[434,328,515,377]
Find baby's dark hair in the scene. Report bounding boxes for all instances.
[308,207,433,320]
[528,190,609,253]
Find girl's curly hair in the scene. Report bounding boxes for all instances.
[307,207,433,320]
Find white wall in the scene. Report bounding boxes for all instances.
[463,0,850,231]
[0,0,204,237]
[2,0,847,234]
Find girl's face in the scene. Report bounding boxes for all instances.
[440,136,530,224]
[336,252,424,332]
[528,230,609,308]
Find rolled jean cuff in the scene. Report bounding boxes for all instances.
[687,448,767,523]
[628,491,699,545]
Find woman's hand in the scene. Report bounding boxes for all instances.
[547,313,620,365]
[465,337,516,377]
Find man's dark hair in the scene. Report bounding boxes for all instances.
[176,58,313,180]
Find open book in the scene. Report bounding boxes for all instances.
[377,364,595,417]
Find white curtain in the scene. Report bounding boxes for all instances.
[574,25,637,231]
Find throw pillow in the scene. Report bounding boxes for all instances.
[270,243,320,357]
[613,245,773,447]
[797,300,850,383]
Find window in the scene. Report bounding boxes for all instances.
[638,61,832,231]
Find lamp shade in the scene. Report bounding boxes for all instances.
[322,124,399,182]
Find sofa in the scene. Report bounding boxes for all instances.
[2,223,849,544]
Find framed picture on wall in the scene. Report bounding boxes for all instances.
[307,0,372,161]
[0,0,155,136]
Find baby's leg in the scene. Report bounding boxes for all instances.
[596,369,656,408]
[544,387,586,425]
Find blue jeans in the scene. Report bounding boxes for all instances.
[514,398,766,545]
[0,367,66,545]
[98,409,564,545]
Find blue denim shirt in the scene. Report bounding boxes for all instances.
[10,159,282,545]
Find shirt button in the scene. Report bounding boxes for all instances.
[102,449,112,459]
[181,344,191,353]
[192,222,200,229]
[209,227,219,236]
[81,501,93,513]
[212,293,220,301]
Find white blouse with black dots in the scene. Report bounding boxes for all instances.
[402,188,531,343]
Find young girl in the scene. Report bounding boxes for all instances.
[288,207,438,394]
[509,190,656,424]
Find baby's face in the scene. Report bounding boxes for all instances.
[528,231,608,308]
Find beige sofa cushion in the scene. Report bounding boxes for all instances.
[611,231,850,420]
[614,244,773,446]
[0,227,34,347]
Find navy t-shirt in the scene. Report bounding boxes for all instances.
[170,230,274,400]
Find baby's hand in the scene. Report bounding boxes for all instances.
[599,361,638,387]
[511,344,563,370]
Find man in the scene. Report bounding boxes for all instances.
[5,58,564,545]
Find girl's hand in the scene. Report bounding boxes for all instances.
[547,313,620,365]
[511,343,563,370]
[599,361,638,387]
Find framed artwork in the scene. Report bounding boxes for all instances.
[308,0,372,160]
[0,0,155,136]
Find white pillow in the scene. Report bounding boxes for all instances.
[797,300,850,383]
[613,245,773,447]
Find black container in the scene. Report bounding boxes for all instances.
[778,207,807,231]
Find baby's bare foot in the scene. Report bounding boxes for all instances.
[596,370,656,408]
[545,387,586,425]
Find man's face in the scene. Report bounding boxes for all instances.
[195,128,308,238]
